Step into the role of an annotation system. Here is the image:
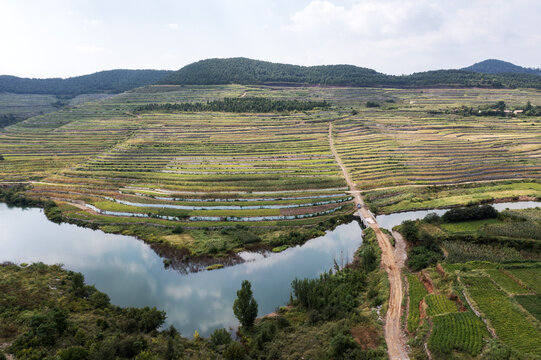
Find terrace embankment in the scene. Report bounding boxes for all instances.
[330,122,409,360]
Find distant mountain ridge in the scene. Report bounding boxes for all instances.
[2,59,541,96]
[159,57,541,89]
[0,69,172,96]
[462,59,541,76]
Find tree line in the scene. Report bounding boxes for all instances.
[136,97,330,113]
[432,101,541,117]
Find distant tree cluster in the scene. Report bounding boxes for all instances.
[159,58,541,89]
[0,114,23,128]
[434,101,541,117]
[442,205,498,223]
[136,97,330,113]
[291,268,365,320]
[0,70,171,96]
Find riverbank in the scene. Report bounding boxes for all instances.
[0,183,355,266]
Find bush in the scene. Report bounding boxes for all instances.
[424,213,441,224]
[328,334,359,358]
[408,246,442,271]
[401,220,419,242]
[44,201,62,223]
[224,342,246,360]
[366,101,380,108]
[172,225,184,234]
[59,346,89,360]
[210,328,232,347]
[89,291,110,309]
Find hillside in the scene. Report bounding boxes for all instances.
[160,57,541,89]
[158,57,387,86]
[0,69,172,96]
[463,59,541,75]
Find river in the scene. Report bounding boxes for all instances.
[0,203,362,336]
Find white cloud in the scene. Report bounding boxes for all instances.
[76,45,105,54]
[83,19,101,27]
[286,0,442,39]
[167,23,179,30]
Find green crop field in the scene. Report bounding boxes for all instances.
[462,274,541,355]
[506,268,541,293]
[425,294,458,316]
[515,295,541,322]
[485,269,528,294]
[407,274,428,332]
[428,312,488,357]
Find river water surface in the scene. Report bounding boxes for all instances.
[3,200,539,336]
[0,203,362,336]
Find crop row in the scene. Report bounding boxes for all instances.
[407,274,428,332]
[425,294,458,316]
[462,275,541,354]
[428,312,488,357]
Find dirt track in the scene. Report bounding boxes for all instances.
[329,123,409,360]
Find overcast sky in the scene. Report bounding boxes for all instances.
[1,0,540,78]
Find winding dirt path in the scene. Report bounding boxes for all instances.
[329,123,409,359]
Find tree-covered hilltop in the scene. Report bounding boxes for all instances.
[159,57,386,86]
[0,70,171,97]
[159,57,541,89]
[462,59,541,76]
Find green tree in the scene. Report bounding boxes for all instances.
[233,280,258,328]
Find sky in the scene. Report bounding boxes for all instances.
[1,0,540,78]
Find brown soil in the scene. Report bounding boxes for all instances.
[420,270,435,294]
[351,325,381,350]
[419,298,428,320]
[435,264,446,278]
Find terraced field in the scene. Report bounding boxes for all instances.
[462,273,541,355]
[2,85,541,254]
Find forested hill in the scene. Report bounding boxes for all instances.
[159,57,541,89]
[463,59,541,76]
[0,69,172,96]
[159,57,386,86]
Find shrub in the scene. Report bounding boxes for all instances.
[210,328,232,347]
[44,201,62,223]
[172,225,184,234]
[366,101,380,108]
[224,342,246,360]
[424,213,441,224]
[408,246,442,271]
[328,334,359,358]
[401,220,419,243]
[59,346,89,360]
[89,291,110,309]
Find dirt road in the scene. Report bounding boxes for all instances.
[329,123,409,360]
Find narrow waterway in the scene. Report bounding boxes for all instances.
[375,201,541,230]
[0,203,362,336]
